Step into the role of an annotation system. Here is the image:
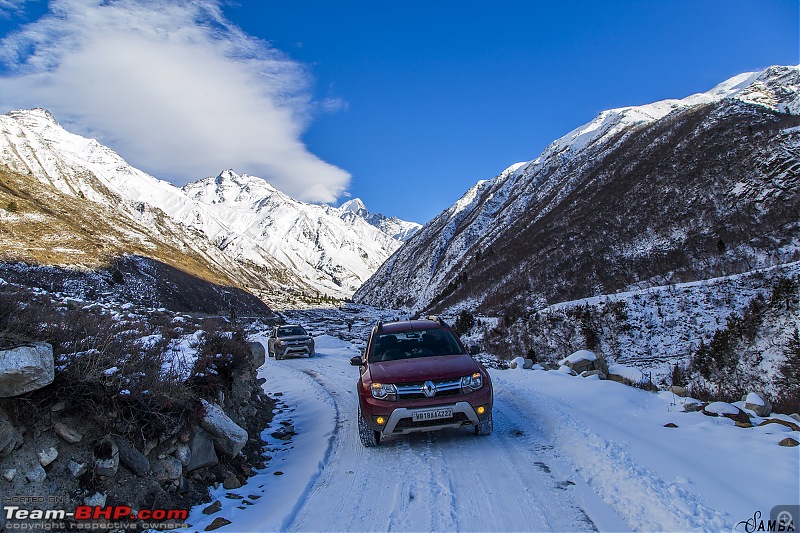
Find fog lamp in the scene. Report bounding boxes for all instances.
[476,406,486,415]
[376,416,386,426]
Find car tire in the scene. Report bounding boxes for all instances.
[276,351,283,360]
[267,345,274,358]
[358,404,380,447]
[308,350,315,358]
[475,412,493,436]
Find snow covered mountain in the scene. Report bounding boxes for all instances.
[0,109,417,304]
[354,65,800,314]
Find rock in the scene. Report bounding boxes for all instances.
[202,500,222,515]
[143,439,158,457]
[25,465,46,483]
[94,437,119,477]
[67,460,87,478]
[703,402,751,424]
[509,357,524,370]
[205,517,232,531]
[735,421,753,428]
[49,401,66,413]
[113,436,150,477]
[0,342,54,397]
[559,350,602,375]
[684,402,705,412]
[789,413,800,423]
[37,447,58,467]
[84,492,106,507]
[177,475,191,494]
[0,417,23,458]
[779,437,799,447]
[667,386,688,397]
[187,426,219,472]
[664,423,678,428]
[557,365,578,376]
[580,370,607,379]
[743,392,772,417]
[174,444,191,466]
[2,468,15,481]
[248,341,266,368]
[759,418,800,432]
[523,359,534,370]
[223,475,242,489]
[199,400,248,459]
[53,422,82,444]
[153,456,183,482]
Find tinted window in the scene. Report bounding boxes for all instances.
[277,326,307,337]
[369,328,463,362]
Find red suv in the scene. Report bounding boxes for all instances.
[350,317,493,447]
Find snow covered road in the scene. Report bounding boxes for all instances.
[183,334,799,532]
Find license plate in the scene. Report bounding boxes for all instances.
[412,408,453,422]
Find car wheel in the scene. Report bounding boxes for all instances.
[267,345,274,357]
[358,404,380,447]
[308,350,315,358]
[276,352,283,360]
[475,412,493,436]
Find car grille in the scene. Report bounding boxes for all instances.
[395,378,462,399]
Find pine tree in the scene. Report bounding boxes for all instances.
[775,328,800,394]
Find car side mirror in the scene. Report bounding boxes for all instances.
[469,344,480,356]
[350,356,364,367]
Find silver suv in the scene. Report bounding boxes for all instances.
[267,324,315,360]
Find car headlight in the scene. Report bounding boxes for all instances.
[461,372,483,392]
[370,383,397,401]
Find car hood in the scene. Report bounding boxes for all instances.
[368,354,480,383]
[276,335,312,342]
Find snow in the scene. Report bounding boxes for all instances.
[561,349,597,365]
[607,363,644,383]
[705,401,740,416]
[746,392,766,406]
[179,324,799,532]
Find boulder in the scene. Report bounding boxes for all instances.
[522,359,534,370]
[580,370,607,379]
[0,416,23,458]
[53,422,82,444]
[743,392,772,417]
[37,447,58,467]
[790,413,800,424]
[2,469,15,481]
[187,426,219,472]
[25,465,46,483]
[248,341,266,369]
[94,437,119,477]
[152,456,183,482]
[509,357,525,370]
[174,444,191,466]
[112,436,150,477]
[779,437,799,447]
[206,517,232,531]
[559,350,598,374]
[759,418,800,432]
[67,460,87,478]
[702,402,751,424]
[0,343,54,397]
[199,400,248,459]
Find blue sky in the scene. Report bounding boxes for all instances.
[0,1,797,224]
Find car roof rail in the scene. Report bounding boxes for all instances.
[376,320,383,332]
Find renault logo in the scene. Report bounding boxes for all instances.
[423,381,437,397]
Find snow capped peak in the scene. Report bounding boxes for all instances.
[6,108,60,127]
[339,198,369,216]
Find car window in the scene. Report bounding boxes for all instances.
[368,328,463,362]
[278,326,307,337]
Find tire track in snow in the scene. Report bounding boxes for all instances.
[492,373,733,532]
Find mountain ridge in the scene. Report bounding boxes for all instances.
[354,65,800,314]
[0,108,418,305]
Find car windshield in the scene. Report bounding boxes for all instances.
[277,326,307,337]
[368,328,463,362]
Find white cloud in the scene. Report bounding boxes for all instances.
[0,0,350,203]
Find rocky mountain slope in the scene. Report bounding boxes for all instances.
[0,109,418,305]
[354,65,800,316]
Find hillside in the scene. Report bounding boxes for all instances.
[354,66,800,315]
[0,109,418,306]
